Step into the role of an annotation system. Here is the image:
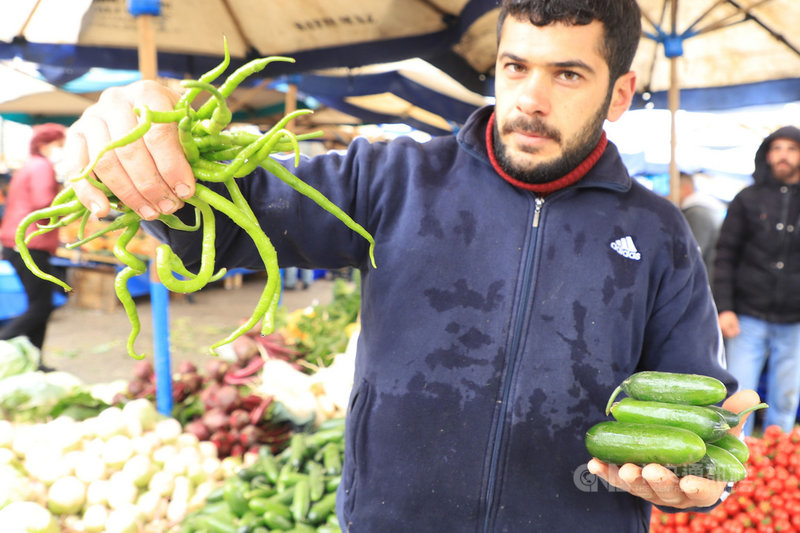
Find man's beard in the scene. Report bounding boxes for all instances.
[492,97,609,184]
[772,160,800,183]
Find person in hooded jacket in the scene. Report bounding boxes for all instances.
[0,123,66,370]
[60,1,761,531]
[679,172,724,287]
[714,125,800,436]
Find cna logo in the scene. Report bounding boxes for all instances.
[610,236,641,261]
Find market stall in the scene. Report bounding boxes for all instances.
[0,277,360,532]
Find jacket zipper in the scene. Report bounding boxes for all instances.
[482,195,544,532]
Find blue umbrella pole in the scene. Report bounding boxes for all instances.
[150,264,173,416]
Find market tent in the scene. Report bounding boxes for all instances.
[0,61,98,124]
[633,0,800,108]
[286,59,492,135]
[631,0,800,202]
[0,0,498,93]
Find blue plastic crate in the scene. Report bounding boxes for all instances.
[0,260,67,320]
[0,260,22,292]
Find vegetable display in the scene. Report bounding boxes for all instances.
[587,371,768,482]
[124,359,292,459]
[650,425,800,533]
[14,40,376,360]
[0,401,238,533]
[180,418,345,532]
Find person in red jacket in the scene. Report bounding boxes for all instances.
[0,123,66,369]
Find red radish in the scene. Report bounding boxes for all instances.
[239,425,265,447]
[232,335,259,363]
[228,409,250,430]
[202,408,228,433]
[214,385,240,413]
[133,360,154,381]
[177,360,197,374]
[205,359,229,383]
[185,420,210,441]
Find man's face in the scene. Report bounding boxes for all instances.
[767,138,800,184]
[492,18,632,182]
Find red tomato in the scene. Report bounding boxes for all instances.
[765,425,784,439]
[737,481,757,498]
[725,498,741,515]
[711,505,729,522]
[784,499,800,517]
[769,478,786,494]
[773,509,790,524]
[754,485,774,502]
[783,475,800,493]
[759,466,777,481]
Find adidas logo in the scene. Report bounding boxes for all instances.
[610,236,641,260]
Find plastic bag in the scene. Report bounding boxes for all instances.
[0,337,39,379]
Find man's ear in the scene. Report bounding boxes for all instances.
[606,71,636,123]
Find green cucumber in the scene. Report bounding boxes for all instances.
[585,421,707,466]
[606,371,727,414]
[321,442,342,475]
[712,432,750,464]
[671,452,715,479]
[222,477,249,518]
[307,461,326,501]
[263,510,293,530]
[307,492,338,525]
[610,397,730,442]
[291,478,311,523]
[248,497,292,520]
[672,443,747,482]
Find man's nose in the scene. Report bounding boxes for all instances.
[516,71,552,116]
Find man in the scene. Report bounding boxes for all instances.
[714,126,800,436]
[65,1,758,531]
[678,172,724,286]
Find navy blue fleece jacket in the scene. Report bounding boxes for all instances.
[149,106,734,532]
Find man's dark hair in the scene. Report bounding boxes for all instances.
[496,0,642,83]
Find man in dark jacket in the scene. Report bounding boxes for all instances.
[714,125,800,436]
[63,1,760,531]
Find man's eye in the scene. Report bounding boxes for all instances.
[559,71,581,81]
[505,63,525,73]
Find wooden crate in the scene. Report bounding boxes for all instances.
[66,265,120,312]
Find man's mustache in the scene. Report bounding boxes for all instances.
[501,117,562,143]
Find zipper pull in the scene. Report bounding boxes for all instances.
[533,197,544,227]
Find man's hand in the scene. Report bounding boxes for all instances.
[63,80,195,221]
[718,311,740,339]
[587,389,760,508]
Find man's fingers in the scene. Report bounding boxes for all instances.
[140,116,195,203]
[641,464,684,505]
[721,389,762,435]
[588,459,631,493]
[78,113,157,220]
[62,127,104,217]
[617,463,657,500]
[64,80,192,217]
[678,475,727,508]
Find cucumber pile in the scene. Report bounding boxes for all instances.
[585,371,767,482]
[180,419,345,532]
